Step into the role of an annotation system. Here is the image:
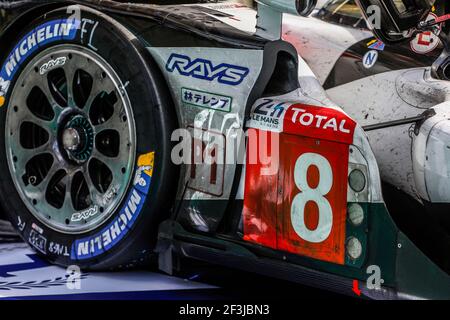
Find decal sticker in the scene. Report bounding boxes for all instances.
[367,39,385,51]
[0,78,9,107]
[247,98,287,132]
[362,50,378,69]
[39,56,67,75]
[0,19,80,107]
[71,152,155,260]
[71,205,99,222]
[248,100,356,145]
[181,87,232,112]
[29,224,47,255]
[165,53,249,85]
[283,104,356,144]
[243,133,349,264]
[134,151,154,195]
[410,14,441,54]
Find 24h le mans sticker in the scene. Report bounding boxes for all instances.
[71,152,155,260]
[0,19,80,107]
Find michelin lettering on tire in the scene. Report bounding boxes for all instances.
[72,152,155,260]
[0,19,80,107]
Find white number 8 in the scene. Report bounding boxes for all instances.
[291,153,333,243]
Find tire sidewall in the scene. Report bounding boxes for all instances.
[0,6,176,268]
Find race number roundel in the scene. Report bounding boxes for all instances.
[291,153,333,243]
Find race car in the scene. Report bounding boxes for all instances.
[0,0,449,299]
[206,0,450,231]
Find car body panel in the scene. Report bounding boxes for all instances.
[203,1,450,205]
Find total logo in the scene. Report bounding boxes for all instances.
[289,107,352,134]
[166,53,249,86]
[247,100,356,144]
[284,104,356,144]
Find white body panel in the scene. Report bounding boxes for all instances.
[204,3,450,203]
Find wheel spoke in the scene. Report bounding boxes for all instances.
[85,80,116,114]
[61,173,75,213]
[94,116,126,134]
[22,114,54,135]
[38,82,65,118]
[23,160,60,198]
[66,67,75,107]
[91,149,120,171]
[81,165,103,204]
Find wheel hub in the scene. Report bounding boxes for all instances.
[61,115,94,163]
[62,128,81,151]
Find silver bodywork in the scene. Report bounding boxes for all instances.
[149,47,263,202]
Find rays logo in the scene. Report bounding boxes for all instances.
[166,53,249,86]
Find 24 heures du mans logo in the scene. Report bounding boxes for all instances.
[166,53,249,86]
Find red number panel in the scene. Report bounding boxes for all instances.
[277,134,349,264]
[243,131,349,265]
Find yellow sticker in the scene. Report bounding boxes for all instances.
[367,39,377,47]
[0,96,5,107]
[137,152,154,177]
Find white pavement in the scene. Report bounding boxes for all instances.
[0,243,216,299]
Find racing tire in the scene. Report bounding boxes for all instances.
[0,6,178,269]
